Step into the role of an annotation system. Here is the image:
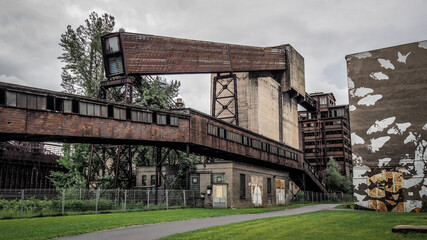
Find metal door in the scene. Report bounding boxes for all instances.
[251,176,263,207]
[213,184,227,208]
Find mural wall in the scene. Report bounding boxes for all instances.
[346,41,427,212]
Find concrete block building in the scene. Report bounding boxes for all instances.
[347,40,427,212]
[298,92,352,177]
[135,161,290,208]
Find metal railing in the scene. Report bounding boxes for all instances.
[0,188,195,219]
[291,190,353,203]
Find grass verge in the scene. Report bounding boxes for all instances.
[0,203,310,240]
[163,210,427,240]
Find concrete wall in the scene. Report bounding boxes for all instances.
[346,40,427,212]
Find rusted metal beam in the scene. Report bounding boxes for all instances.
[101,32,286,77]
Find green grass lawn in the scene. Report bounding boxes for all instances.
[163,210,427,240]
[0,204,308,240]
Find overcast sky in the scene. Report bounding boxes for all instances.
[1,0,426,113]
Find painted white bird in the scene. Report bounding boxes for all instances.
[397,51,411,63]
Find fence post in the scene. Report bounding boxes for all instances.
[62,189,65,215]
[95,189,99,213]
[124,190,127,212]
[147,190,150,210]
[166,190,169,210]
[20,190,24,218]
[183,190,186,207]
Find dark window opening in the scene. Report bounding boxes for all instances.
[47,96,55,111]
[0,89,5,105]
[240,174,246,199]
[108,105,114,118]
[267,178,272,194]
[72,100,79,114]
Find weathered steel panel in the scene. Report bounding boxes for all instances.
[115,33,286,75]
[213,184,227,209]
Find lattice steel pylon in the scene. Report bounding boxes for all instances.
[211,73,239,126]
[86,76,135,190]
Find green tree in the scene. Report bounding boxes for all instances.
[52,12,187,190]
[58,12,114,97]
[325,157,352,194]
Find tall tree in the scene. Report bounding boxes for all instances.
[58,12,114,97]
[325,157,353,194]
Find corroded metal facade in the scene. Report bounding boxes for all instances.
[299,92,352,178]
[347,40,427,212]
[0,82,326,193]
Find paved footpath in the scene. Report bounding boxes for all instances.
[57,204,339,240]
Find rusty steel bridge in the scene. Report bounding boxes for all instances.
[0,82,325,192]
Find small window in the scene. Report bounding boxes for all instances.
[17,93,27,108]
[27,95,37,109]
[108,56,124,75]
[219,128,226,139]
[150,175,156,186]
[141,175,147,186]
[105,36,120,54]
[156,114,166,125]
[240,174,246,198]
[87,103,94,115]
[170,116,179,126]
[113,107,126,120]
[213,173,225,183]
[94,104,101,116]
[267,178,272,194]
[6,91,17,107]
[143,112,152,123]
[37,96,46,110]
[79,102,87,115]
[101,105,108,117]
[208,124,218,136]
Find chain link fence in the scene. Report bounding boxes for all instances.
[0,188,195,219]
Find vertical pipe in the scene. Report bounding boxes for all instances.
[95,189,99,213]
[147,189,150,210]
[166,190,168,210]
[62,189,65,215]
[124,190,127,212]
[183,190,186,207]
[20,189,24,218]
[114,146,121,189]
[86,145,95,190]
